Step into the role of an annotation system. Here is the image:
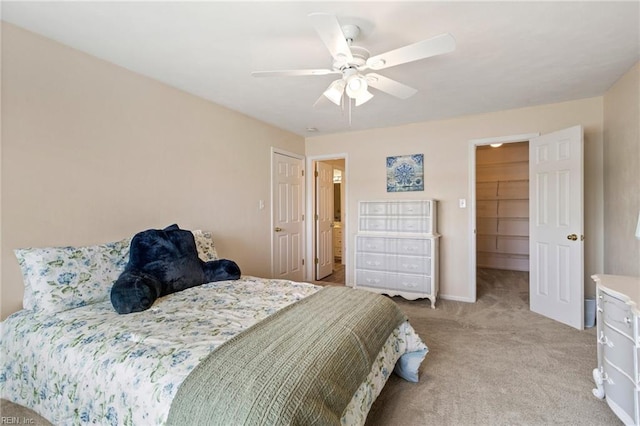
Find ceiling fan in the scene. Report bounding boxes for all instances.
[252,13,456,107]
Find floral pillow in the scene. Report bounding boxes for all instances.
[192,230,219,261]
[15,237,131,314]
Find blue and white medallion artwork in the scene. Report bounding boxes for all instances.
[386,154,424,192]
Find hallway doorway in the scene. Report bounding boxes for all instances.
[308,156,346,285]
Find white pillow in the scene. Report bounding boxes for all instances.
[15,238,131,314]
[192,230,219,261]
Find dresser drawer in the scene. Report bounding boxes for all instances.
[392,201,429,217]
[360,202,389,216]
[393,273,431,294]
[359,217,429,233]
[603,360,637,424]
[395,238,431,256]
[355,269,392,290]
[603,323,636,383]
[395,255,428,274]
[356,236,394,253]
[359,217,390,232]
[356,253,391,271]
[601,291,635,339]
[395,218,429,233]
[356,270,431,295]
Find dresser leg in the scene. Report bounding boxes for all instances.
[592,367,605,399]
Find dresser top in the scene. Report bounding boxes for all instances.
[593,274,640,306]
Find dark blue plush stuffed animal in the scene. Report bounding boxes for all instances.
[110,224,241,314]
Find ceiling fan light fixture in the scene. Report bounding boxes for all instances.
[345,74,368,99]
[355,90,374,106]
[253,14,457,111]
[323,79,346,105]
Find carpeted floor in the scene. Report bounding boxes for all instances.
[365,268,620,425]
[1,268,620,425]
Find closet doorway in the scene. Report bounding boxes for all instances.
[475,142,530,298]
[470,135,533,301]
[469,127,585,328]
[311,157,346,285]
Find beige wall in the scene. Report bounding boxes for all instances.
[306,98,604,301]
[1,24,304,318]
[603,62,640,276]
[4,22,635,319]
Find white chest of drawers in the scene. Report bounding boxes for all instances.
[592,274,640,425]
[354,200,440,308]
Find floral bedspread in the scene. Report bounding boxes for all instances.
[1,276,426,425]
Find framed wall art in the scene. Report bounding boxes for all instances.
[386,153,424,192]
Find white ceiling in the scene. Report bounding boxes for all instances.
[2,1,639,137]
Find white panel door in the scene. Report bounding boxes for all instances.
[315,161,334,280]
[529,126,584,329]
[272,152,304,281]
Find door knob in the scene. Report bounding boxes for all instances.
[567,234,578,241]
[274,227,283,232]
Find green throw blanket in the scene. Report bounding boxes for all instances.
[167,286,407,426]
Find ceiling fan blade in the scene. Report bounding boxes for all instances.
[308,12,354,63]
[252,69,339,77]
[366,33,456,71]
[365,73,418,99]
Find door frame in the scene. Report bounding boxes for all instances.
[315,161,334,280]
[467,133,539,302]
[306,153,349,283]
[271,147,306,280]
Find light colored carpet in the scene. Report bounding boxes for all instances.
[365,268,620,425]
[1,269,620,425]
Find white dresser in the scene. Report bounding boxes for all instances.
[354,200,440,308]
[592,274,640,425]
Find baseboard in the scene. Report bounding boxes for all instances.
[439,294,475,303]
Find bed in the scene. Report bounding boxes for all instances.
[0,231,428,425]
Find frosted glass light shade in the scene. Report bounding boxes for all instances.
[323,80,345,106]
[345,75,368,99]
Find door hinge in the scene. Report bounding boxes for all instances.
[315,171,319,177]
[302,214,305,221]
[315,214,319,220]
[302,259,305,266]
[315,258,319,265]
[301,170,304,177]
